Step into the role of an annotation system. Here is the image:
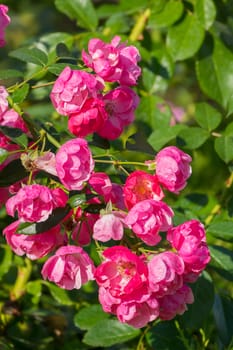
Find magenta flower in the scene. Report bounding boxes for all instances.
[167,219,211,275]
[82,36,141,85]
[125,199,174,246]
[0,5,10,47]
[0,86,9,115]
[158,285,194,320]
[72,209,98,246]
[123,170,164,210]
[50,67,104,116]
[97,86,139,140]
[68,97,107,138]
[41,245,96,290]
[6,184,63,223]
[3,220,66,260]
[155,146,192,193]
[55,138,94,190]
[148,251,184,297]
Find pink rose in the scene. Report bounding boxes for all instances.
[88,172,112,203]
[93,211,126,242]
[68,97,107,137]
[158,285,194,320]
[72,209,98,246]
[55,138,94,190]
[123,170,164,210]
[82,36,141,85]
[107,183,126,210]
[3,220,66,260]
[0,109,29,134]
[116,298,159,328]
[50,66,104,116]
[0,86,9,115]
[125,199,174,246]
[95,246,148,300]
[167,219,211,275]
[33,151,58,176]
[0,133,20,171]
[155,146,192,193]
[97,86,139,140]
[6,184,67,223]
[0,5,10,47]
[148,251,184,297]
[41,245,96,290]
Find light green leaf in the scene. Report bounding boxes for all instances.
[196,35,233,109]
[55,0,98,31]
[48,63,79,76]
[195,102,222,131]
[83,319,140,347]
[148,124,185,151]
[42,281,73,305]
[0,148,9,165]
[178,126,209,149]
[209,245,233,281]
[149,0,183,29]
[9,47,48,66]
[74,305,110,330]
[0,245,13,280]
[195,0,216,29]
[11,84,30,104]
[207,221,233,242]
[166,13,205,61]
[0,69,24,80]
[214,135,233,163]
[179,272,215,329]
[26,280,42,304]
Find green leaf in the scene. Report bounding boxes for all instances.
[149,0,183,29]
[207,221,233,242]
[55,0,98,31]
[26,280,42,304]
[68,193,86,208]
[148,124,185,151]
[177,126,209,149]
[213,294,233,347]
[83,319,140,347]
[11,84,30,104]
[0,69,24,80]
[196,35,233,109]
[0,126,28,148]
[17,205,71,235]
[0,148,9,165]
[195,102,222,131]
[146,321,186,349]
[9,47,48,66]
[74,305,110,330]
[195,0,216,29]
[214,135,233,163]
[166,13,205,61]
[209,245,233,281]
[47,63,79,76]
[0,245,13,280]
[42,281,73,305]
[0,159,28,187]
[179,272,215,329]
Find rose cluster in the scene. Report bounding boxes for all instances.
[1,31,211,329]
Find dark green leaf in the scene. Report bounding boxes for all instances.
[17,205,71,235]
[55,0,98,31]
[9,47,48,66]
[209,245,233,281]
[149,0,183,29]
[11,84,30,104]
[83,319,140,347]
[74,304,110,330]
[196,35,233,109]
[166,13,205,61]
[0,126,28,148]
[177,126,209,149]
[47,63,79,76]
[213,294,233,347]
[207,221,233,242]
[42,281,73,305]
[195,0,216,29]
[195,102,222,131]
[146,321,186,349]
[26,280,42,304]
[179,272,215,329]
[0,148,9,165]
[0,159,28,187]
[0,69,24,80]
[214,135,233,163]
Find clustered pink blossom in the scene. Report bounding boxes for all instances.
[0,35,211,330]
[0,5,10,47]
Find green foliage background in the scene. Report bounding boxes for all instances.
[0,0,233,349]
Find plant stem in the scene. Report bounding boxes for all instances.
[10,258,32,301]
[94,159,148,167]
[129,8,151,41]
